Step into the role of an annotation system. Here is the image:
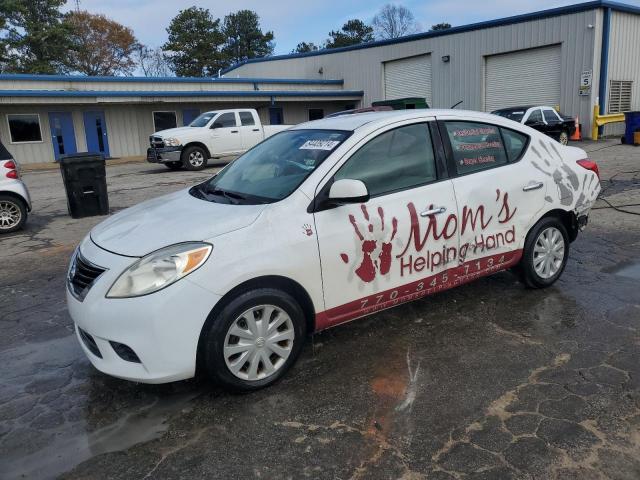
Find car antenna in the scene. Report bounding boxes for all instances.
[450,100,463,109]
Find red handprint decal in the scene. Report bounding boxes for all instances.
[340,205,398,283]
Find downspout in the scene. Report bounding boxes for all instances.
[597,6,611,135]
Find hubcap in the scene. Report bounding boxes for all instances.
[559,132,569,145]
[189,151,204,167]
[223,305,295,381]
[0,201,21,230]
[533,227,565,279]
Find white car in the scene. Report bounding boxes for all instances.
[147,108,291,171]
[67,110,600,390]
[0,142,32,233]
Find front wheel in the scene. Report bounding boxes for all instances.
[520,217,569,288]
[181,146,208,171]
[201,288,307,391]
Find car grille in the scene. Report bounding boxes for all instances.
[149,136,165,148]
[69,252,106,301]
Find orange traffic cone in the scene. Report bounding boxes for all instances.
[570,116,582,141]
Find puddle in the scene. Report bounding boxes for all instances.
[602,260,640,280]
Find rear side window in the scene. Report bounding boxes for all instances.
[239,112,255,126]
[543,110,559,123]
[500,128,528,162]
[213,112,237,128]
[335,123,437,197]
[444,122,507,174]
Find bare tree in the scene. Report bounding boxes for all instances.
[372,4,420,39]
[137,45,173,77]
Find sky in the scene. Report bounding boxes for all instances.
[67,0,640,56]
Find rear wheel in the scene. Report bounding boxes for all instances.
[201,288,306,391]
[181,146,208,171]
[558,129,569,145]
[164,161,182,170]
[520,216,569,288]
[0,194,27,233]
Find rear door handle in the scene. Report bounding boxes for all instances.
[231,130,239,133]
[420,206,446,217]
[523,181,544,192]
[252,129,260,132]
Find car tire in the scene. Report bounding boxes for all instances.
[201,288,307,391]
[558,129,569,146]
[0,194,27,233]
[520,216,569,289]
[164,161,183,170]
[181,146,208,171]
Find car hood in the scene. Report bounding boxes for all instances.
[90,188,265,257]
[153,127,200,138]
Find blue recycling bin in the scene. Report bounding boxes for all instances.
[623,111,640,145]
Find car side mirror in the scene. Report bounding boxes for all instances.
[328,179,369,204]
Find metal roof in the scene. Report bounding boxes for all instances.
[222,0,640,74]
[0,89,363,98]
[0,74,344,85]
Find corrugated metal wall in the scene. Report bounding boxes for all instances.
[604,11,640,136]
[230,9,602,136]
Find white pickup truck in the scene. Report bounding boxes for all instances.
[147,109,291,170]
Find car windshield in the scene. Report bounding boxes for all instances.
[189,112,217,127]
[493,110,526,122]
[194,129,350,204]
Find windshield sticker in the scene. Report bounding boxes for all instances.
[299,140,340,150]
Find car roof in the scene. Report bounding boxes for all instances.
[292,109,508,132]
[492,106,535,112]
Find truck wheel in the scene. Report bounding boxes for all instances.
[181,146,208,171]
[520,216,569,288]
[164,161,183,170]
[558,130,569,145]
[201,288,307,391]
[0,194,27,233]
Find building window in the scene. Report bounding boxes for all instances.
[608,80,632,113]
[152,111,177,132]
[7,114,43,143]
[309,109,324,121]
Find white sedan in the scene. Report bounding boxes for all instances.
[67,110,601,390]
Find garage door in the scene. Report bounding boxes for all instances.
[384,54,432,105]
[485,45,561,112]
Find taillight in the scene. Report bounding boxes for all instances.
[576,159,599,179]
[4,160,16,170]
[6,170,19,179]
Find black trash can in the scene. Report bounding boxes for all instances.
[59,153,109,218]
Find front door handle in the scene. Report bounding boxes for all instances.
[523,181,544,192]
[231,130,239,133]
[420,206,446,217]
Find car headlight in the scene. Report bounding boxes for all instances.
[106,242,212,298]
[164,137,181,147]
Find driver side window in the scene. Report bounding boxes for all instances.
[527,109,543,123]
[334,123,437,197]
[212,112,237,129]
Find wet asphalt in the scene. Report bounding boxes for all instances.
[1,142,639,480]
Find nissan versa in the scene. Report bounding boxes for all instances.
[67,110,600,390]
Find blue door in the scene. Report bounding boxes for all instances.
[83,111,110,157]
[48,112,77,161]
[182,108,200,126]
[269,107,284,125]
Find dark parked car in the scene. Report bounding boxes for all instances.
[492,106,576,145]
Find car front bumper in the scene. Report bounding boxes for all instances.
[66,236,221,383]
[146,147,182,164]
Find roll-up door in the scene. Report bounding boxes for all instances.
[485,45,561,112]
[384,54,432,105]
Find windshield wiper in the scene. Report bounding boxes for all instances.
[206,186,246,204]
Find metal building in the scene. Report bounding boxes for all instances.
[0,75,362,164]
[224,0,640,139]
